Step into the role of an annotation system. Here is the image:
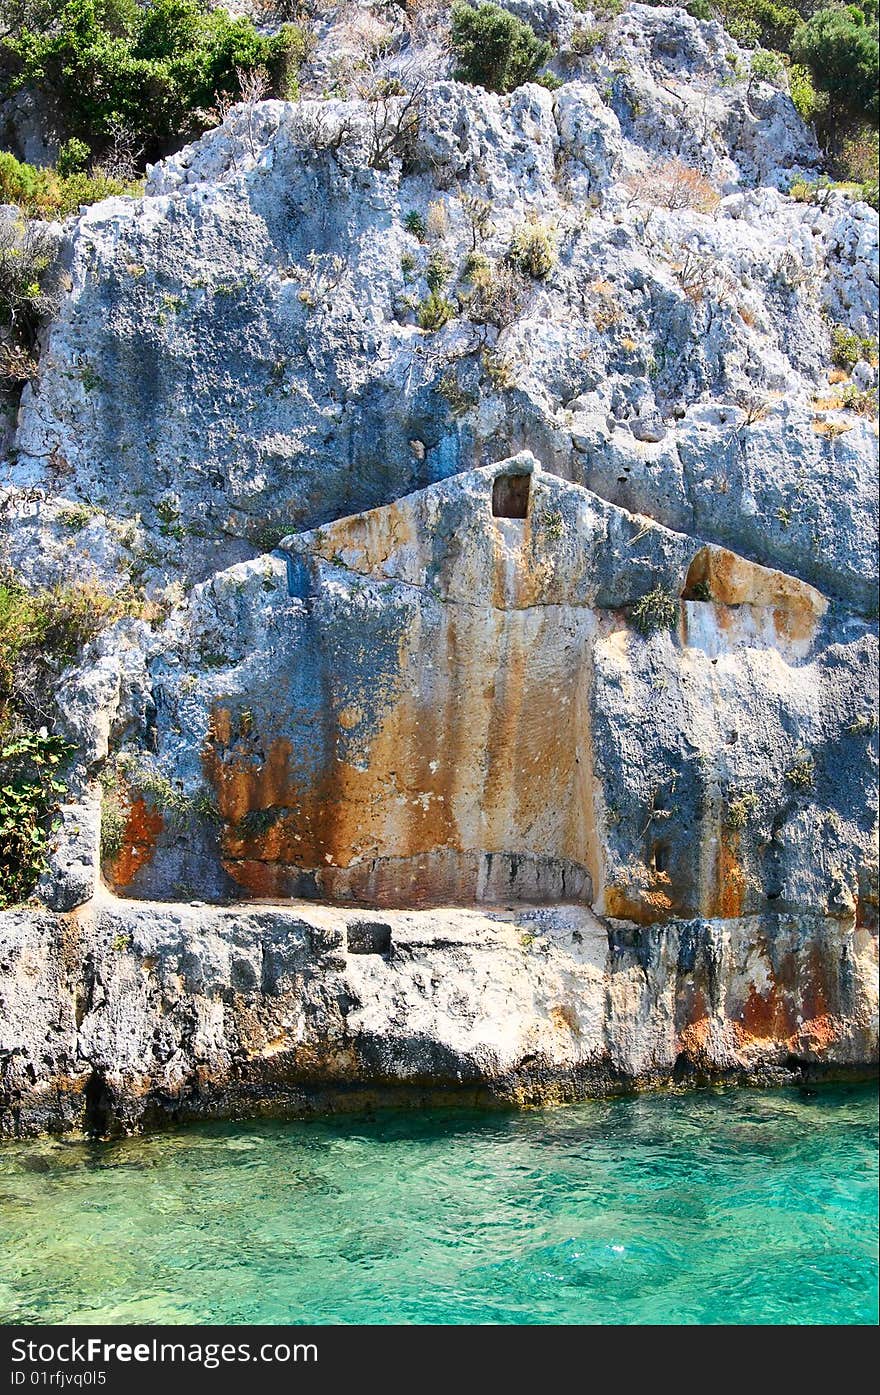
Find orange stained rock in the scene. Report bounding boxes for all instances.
[201,601,600,903]
[715,825,746,919]
[677,1015,713,1059]
[203,732,295,827]
[222,858,301,900]
[108,797,164,887]
[739,977,796,1042]
[308,500,417,580]
[801,943,834,1022]
[684,545,827,636]
[791,1013,838,1054]
[603,882,675,924]
[549,1003,580,1035]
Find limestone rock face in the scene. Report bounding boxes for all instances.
[1,898,876,1139]
[4,11,877,606]
[85,456,874,927]
[0,4,877,1132]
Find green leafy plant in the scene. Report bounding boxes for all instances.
[724,791,760,829]
[841,384,878,417]
[837,126,878,208]
[0,725,74,907]
[438,370,477,415]
[111,753,220,826]
[56,137,90,177]
[0,214,57,354]
[58,502,100,531]
[99,765,128,861]
[749,47,785,91]
[403,210,427,241]
[788,62,828,124]
[0,570,153,904]
[569,26,602,57]
[461,193,493,250]
[830,323,878,370]
[630,587,679,635]
[0,573,144,726]
[425,248,452,293]
[793,3,879,125]
[1,0,312,164]
[450,2,552,95]
[417,290,455,331]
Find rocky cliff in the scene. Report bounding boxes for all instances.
[0,4,877,1137]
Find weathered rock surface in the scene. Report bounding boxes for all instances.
[0,5,877,1133]
[3,10,877,606]
[2,455,876,1134]
[1,894,875,1139]
[95,457,877,926]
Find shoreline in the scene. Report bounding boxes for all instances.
[3,893,876,1141]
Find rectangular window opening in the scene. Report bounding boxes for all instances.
[492,473,531,519]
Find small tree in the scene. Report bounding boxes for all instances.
[450,2,551,95]
[793,4,879,125]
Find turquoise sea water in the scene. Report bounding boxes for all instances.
[0,1084,876,1326]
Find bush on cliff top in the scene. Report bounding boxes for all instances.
[0,0,310,164]
[793,3,879,123]
[450,2,552,94]
[0,150,139,218]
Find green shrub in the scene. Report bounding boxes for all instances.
[0,150,138,219]
[425,248,452,293]
[785,755,815,789]
[749,47,785,87]
[417,290,455,331]
[110,753,219,823]
[790,171,877,210]
[724,790,760,829]
[789,174,832,203]
[509,218,557,278]
[717,0,801,51]
[841,383,878,417]
[1,0,311,164]
[99,769,128,860]
[0,573,145,725]
[830,323,878,370]
[794,4,879,124]
[0,213,56,354]
[450,2,552,95]
[56,137,90,176]
[403,210,427,241]
[788,62,828,124]
[837,126,879,208]
[0,724,74,907]
[0,572,144,906]
[630,587,679,635]
[268,20,312,101]
[569,26,602,56]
